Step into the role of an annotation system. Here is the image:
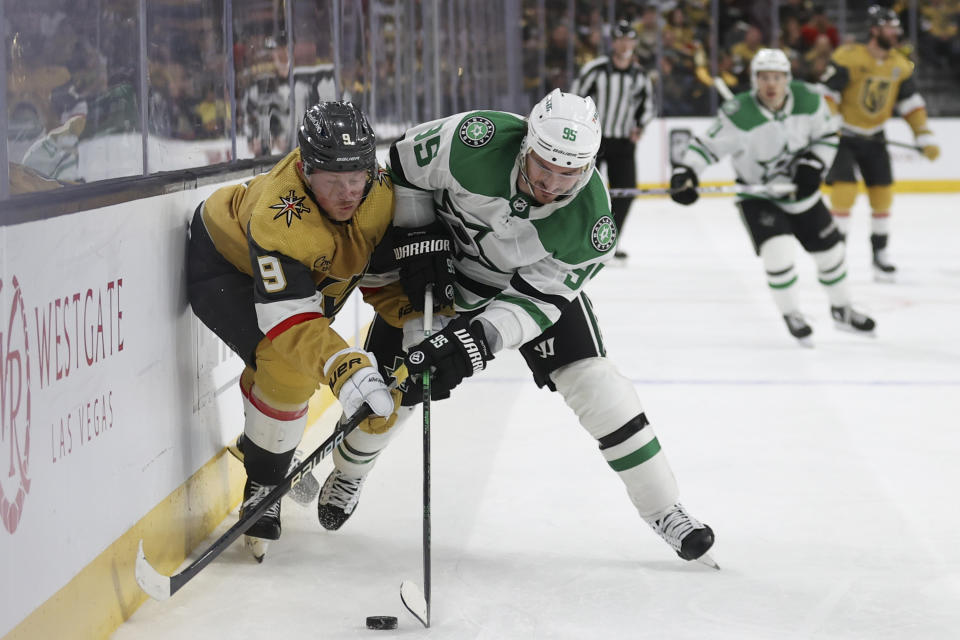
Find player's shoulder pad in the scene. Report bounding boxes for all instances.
[447,111,526,197]
[889,48,915,75]
[789,80,823,114]
[453,110,525,151]
[531,172,616,264]
[720,92,766,131]
[831,43,861,65]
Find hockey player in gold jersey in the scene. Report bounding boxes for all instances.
[186,101,408,560]
[821,4,940,281]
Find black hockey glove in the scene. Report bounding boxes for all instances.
[790,152,826,200]
[669,165,699,205]
[392,221,456,312]
[404,316,494,399]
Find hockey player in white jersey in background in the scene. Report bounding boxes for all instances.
[670,49,876,345]
[316,89,717,565]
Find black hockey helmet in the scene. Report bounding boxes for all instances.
[298,101,377,176]
[867,4,900,30]
[612,19,637,40]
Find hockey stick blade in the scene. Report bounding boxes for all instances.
[136,540,173,600]
[135,365,409,601]
[400,580,429,627]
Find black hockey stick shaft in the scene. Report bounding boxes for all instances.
[136,367,408,600]
[421,287,433,626]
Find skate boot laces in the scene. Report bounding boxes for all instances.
[243,480,280,520]
[647,503,703,553]
[319,470,365,514]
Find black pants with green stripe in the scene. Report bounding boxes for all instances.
[365,291,607,405]
[738,198,843,256]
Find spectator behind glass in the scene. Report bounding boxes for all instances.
[779,0,815,26]
[800,5,839,50]
[635,6,658,69]
[731,25,764,88]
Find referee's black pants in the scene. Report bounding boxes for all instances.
[598,137,637,239]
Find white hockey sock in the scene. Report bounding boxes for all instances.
[333,405,414,478]
[870,214,891,236]
[812,243,851,308]
[599,418,679,518]
[551,358,679,518]
[760,235,801,315]
[833,212,851,236]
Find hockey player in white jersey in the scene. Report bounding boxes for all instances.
[317,89,717,565]
[670,49,876,344]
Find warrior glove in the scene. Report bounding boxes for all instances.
[669,165,699,205]
[404,316,493,399]
[392,221,456,312]
[790,152,826,200]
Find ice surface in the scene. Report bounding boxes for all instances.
[115,194,960,639]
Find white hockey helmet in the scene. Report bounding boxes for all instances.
[750,48,792,90]
[519,89,601,198]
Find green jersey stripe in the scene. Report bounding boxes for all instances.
[495,294,552,331]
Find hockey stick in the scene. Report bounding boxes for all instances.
[226,435,320,506]
[609,183,797,198]
[838,131,925,153]
[713,76,734,102]
[135,366,409,601]
[400,285,432,628]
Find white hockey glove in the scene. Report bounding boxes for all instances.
[324,348,394,419]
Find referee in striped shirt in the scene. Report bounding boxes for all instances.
[571,19,655,260]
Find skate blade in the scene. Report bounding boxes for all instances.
[794,335,815,348]
[288,471,320,506]
[833,322,877,338]
[244,536,269,563]
[872,267,896,283]
[696,552,720,570]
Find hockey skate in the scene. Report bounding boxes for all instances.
[240,478,281,562]
[229,434,320,506]
[317,469,367,531]
[644,503,718,569]
[871,234,896,282]
[782,312,813,347]
[831,305,876,335]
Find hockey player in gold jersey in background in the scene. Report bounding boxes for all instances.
[820,4,940,281]
[186,101,409,561]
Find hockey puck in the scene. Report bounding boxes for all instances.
[365,615,398,630]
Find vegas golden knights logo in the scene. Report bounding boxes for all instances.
[316,272,365,317]
[861,77,892,115]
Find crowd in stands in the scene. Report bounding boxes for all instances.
[6,0,960,195]
[528,0,960,117]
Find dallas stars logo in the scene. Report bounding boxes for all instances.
[509,194,531,219]
[591,216,617,252]
[458,116,495,147]
[270,189,311,226]
[384,356,410,391]
[756,142,794,183]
